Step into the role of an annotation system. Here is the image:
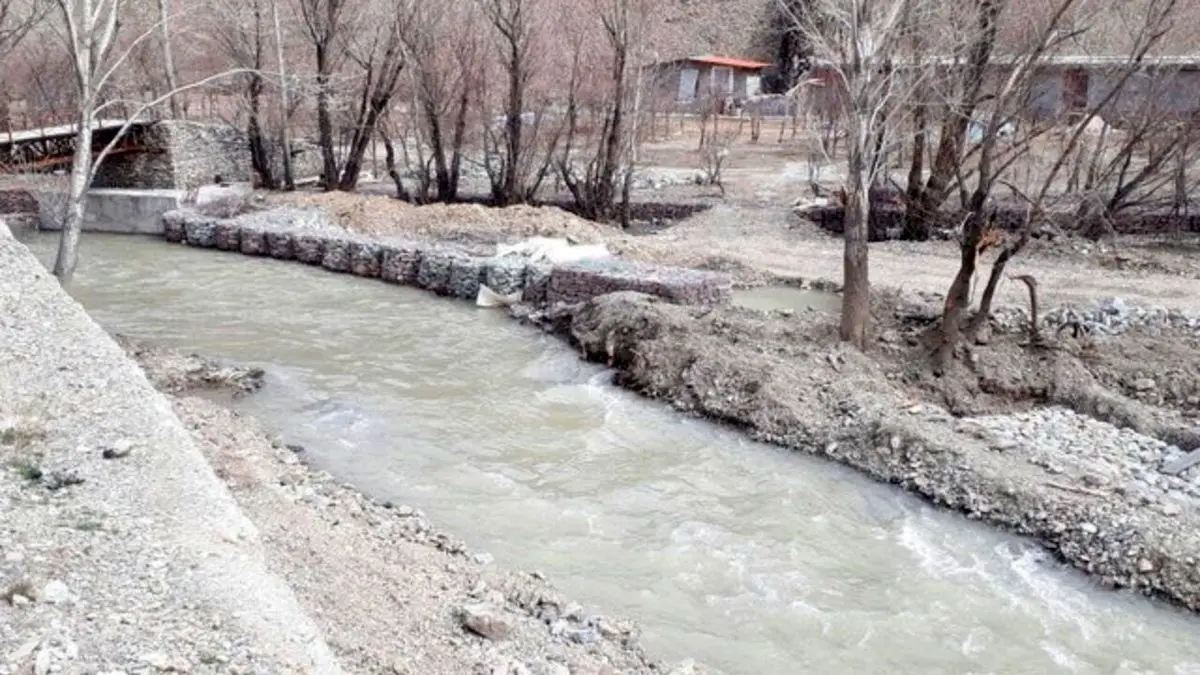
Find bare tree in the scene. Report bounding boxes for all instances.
[479,0,535,204]
[297,0,355,187]
[780,0,927,348]
[0,0,50,130]
[157,0,180,118]
[207,0,278,187]
[400,0,482,202]
[50,0,247,282]
[271,0,294,189]
[558,0,651,223]
[929,0,1182,371]
[334,0,409,190]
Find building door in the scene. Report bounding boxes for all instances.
[678,68,699,102]
[713,67,734,96]
[745,74,762,97]
[1063,68,1089,115]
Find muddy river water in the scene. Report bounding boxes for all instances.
[20,232,1200,675]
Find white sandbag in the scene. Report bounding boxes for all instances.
[476,283,523,308]
[540,242,610,264]
[495,236,568,259]
[494,236,610,265]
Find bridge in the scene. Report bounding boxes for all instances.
[0,120,159,174]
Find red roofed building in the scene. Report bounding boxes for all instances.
[646,54,774,108]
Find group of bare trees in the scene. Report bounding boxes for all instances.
[783,0,1195,369]
[0,0,656,282]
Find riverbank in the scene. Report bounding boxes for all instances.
[152,196,1200,619]
[121,337,684,675]
[0,224,696,674]
[0,226,342,673]
[532,292,1200,609]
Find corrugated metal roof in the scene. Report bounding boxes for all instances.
[685,54,773,70]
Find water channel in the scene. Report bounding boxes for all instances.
[19,232,1200,675]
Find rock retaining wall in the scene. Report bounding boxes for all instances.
[159,206,734,309]
[92,121,253,191]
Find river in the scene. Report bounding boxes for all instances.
[20,232,1200,675]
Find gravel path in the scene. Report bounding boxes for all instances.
[0,227,342,673]
[633,204,1200,311]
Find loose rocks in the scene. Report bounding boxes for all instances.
[417,247,459,295]
[522,264,552,306]
[294,233,326,264]
[237,222,270,256]
[321,236,354,273]
[350,241,383,278]
[460,603,516,641]
[266,230,294,260]
[162,210,187,243]
[447,256,486,300]
[484,258,528,295]
[380,242,423,284]
[182,214,218,248]
[214,220,242,251]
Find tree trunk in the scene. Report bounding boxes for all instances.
[840,119,871,349]
[500,40,524,205]
[379,126,411,201]
[315,45,338,188]
[932,207,984,371]
[337,98,390,191]
[158,0,181,119]
[247,74,277,188]
[272,0,294,190]
[53,115,94,284]
[902,98,927,238]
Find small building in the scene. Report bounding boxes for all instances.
[1015,55,1200,122]
[648,55,773,107]
[802,54,1200,125]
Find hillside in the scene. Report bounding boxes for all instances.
[655,0,779,62]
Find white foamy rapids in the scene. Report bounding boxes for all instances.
[520,344,593,384]
[897,513,988,580]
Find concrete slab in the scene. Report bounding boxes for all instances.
[36,188,184,234]
[195,183,253,206]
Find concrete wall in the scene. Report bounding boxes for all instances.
[33,189,182,235]
[0,221,341,672]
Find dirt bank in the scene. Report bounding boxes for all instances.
[123,340,701,675]
[523,291,1200,614]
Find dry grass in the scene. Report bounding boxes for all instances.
[269,190,639,248]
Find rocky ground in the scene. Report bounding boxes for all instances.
[120,341,696,675]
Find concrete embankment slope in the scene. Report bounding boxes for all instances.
[0,224,342,673]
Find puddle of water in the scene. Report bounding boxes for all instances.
[18,231,1200,675]
[733,286,841,314]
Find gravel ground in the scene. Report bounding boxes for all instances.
[627,203,1200,308]
[0,226,341,673]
